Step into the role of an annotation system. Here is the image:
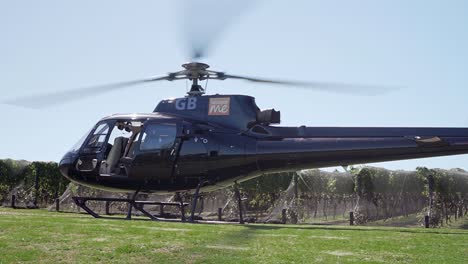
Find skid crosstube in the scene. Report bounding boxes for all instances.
[72,196,189,221]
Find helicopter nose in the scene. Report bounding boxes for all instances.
[59,152,76,179]
[59,161,70,178]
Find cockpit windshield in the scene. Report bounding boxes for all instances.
[74,118,178,175]
[69,128,92,153]
[79,120,143,154]
[76,118,178,157]
[86,123,110,149]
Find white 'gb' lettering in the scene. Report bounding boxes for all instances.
[175,98,197,110]
[175,98,186,110]
[187,97,197,110]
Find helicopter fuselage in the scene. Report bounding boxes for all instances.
[59,94,468,193]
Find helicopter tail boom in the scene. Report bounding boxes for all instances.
[254,127,468,172]
[259,126,468,139]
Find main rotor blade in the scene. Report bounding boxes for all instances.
[182,0,254,59]
[3,76,169,109]
[221,74,394,95]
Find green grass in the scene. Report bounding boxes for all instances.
[0,208,467,263]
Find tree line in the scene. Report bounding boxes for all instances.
[1,159,467,226]
[0,159,69,207]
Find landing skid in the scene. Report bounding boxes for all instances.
[72,196,190,221]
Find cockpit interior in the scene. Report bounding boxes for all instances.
[74,119,177,177]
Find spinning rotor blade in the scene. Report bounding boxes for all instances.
[182,0,253,59]
[3,76,170,109]
[220,74,393,95]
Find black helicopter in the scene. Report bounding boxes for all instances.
[7,65,468,223]
[4,1,468,221]
[22,61,468,195]
[6,62,468,195]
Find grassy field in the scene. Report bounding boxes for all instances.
[0,208,467,263]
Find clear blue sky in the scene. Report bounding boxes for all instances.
[1,0,468,171]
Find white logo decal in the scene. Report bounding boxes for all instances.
[208,97,230,116]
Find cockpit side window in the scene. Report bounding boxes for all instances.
[104,121,143,158]
[140,124,177,151]
[98,120,143,175]
[107,123,133,147]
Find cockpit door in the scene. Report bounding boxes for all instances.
[77,122,112,172]
[130,122,179,182]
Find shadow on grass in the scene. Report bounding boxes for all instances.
[242,223,468,236]
[38,209,468,235]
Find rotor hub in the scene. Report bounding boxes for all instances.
[181,62,211,80]
[181,62,210,71]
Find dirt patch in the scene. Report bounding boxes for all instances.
[134,226,190,232]
[205,245,248,251]
[0,211,48,217]
[185,253,202,264]
[152,244,183,254]
[255,234,298,238]
[310,235,349,240]
[323,250,354,257]
[92,237,108,242]
[108,227,124,232]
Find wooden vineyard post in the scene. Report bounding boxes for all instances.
[33,164,40,208]
[160,204,165,217]
[426,174,434,228]
[424,215,430,228]
[55,189,60,212]
[105,201,110,215]
[234,182,244,224]
[55,197,60,212]
[11,195,16,209]
[218,208,222,221]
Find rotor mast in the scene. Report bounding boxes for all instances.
[183,62,210,96]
